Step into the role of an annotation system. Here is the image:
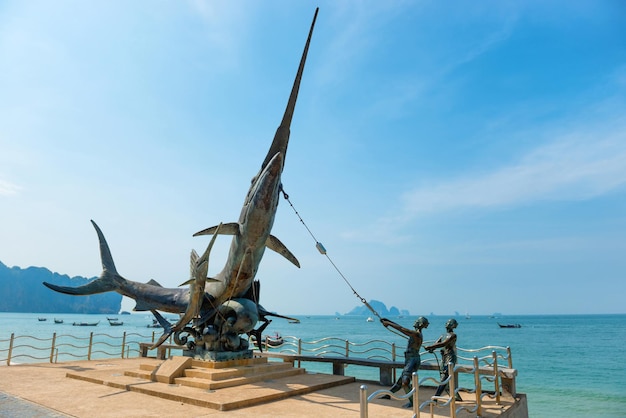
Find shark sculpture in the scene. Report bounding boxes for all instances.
[43,8,319,353]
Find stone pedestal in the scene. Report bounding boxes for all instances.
[183,346,253,362]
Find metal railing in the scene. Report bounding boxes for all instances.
[0,331,176,365]
[360,357,488,418]
[265,336,511,368]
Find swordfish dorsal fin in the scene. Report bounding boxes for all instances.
[261,7,318,171]
[193,222,239,237]
[194,223,299,267]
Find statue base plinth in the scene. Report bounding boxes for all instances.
[183,347,253,362]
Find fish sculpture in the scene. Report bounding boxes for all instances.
[43,8,319,351]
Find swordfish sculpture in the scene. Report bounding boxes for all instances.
[44,9,319,356]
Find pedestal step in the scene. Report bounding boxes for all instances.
[175,366,305,390]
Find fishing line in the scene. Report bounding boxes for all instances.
[280,186,407,340]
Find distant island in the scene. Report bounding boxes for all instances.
[344,299,410,317]
[0,261,121,314]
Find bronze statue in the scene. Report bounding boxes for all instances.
[380,316,429,408]
[425,318,460,399]
[43,9,320,359]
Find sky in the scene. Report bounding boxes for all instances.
[1,1,625,316]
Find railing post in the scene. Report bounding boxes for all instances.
[297,338,302,368]
[492,350,501,404]
[506,346,513,368]
[345,340,349,357]
[121,332,127,359]
[412,371,420,418]
[392,343,397,383]
[49,333,57,363]
[473,356,482,417]
[448,362,456,418]
[359,384,368,418]
[88,332,93,360]
[7,333,14,366]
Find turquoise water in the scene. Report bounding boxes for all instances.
[1,312,625,417]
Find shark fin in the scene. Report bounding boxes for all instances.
[266,235,300,267]
[192,222,239,237]
[146,279,163,287]
[150,310,174,349]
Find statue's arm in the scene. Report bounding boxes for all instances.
[380,318,411,336]
[425,334,450,351]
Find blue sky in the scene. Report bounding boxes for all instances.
[1,1,625,316]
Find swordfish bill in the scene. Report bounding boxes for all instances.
[42,9,318,315]
[193,8,318,305]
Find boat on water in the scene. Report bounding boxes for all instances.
[366,317,374,322]
[54,318,63,324]
[72,321,99,327]
[251,332,284,347]
[107,318,124,326]
[38,317,47,321]
[498,323,522,328]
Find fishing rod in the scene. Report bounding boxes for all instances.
[280,186,407,340]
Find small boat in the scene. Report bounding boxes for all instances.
[288,319,300,324]
[38,317,47,321]
[498,323,521,328]
[251,332,284,347]
[366,317,374,322]
[54,318,63,324]
[263,333,284,347]
[72,321,99,327]
[107,318,124,326]
[106,317,119,321]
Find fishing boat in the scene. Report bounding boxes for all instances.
[38,317,47,321]
[72,321,99,327]
[251,332,284,347]
[107,318,123,326]
[263,333,284,347]
[498,323,521,328]
[54,318,63,324]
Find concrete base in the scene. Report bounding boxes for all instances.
[183,347,253,361]
[66,355,355,411]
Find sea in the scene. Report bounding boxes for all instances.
[1,312,625,418]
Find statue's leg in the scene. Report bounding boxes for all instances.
[380,377,402,399]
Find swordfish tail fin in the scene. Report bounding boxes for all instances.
[42,220,122,296]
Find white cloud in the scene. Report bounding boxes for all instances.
[0,179,20,196]
[401,125,626,218]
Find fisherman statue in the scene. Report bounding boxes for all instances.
[380,316,429,408]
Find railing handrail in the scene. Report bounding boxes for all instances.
[0,331,177,365]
